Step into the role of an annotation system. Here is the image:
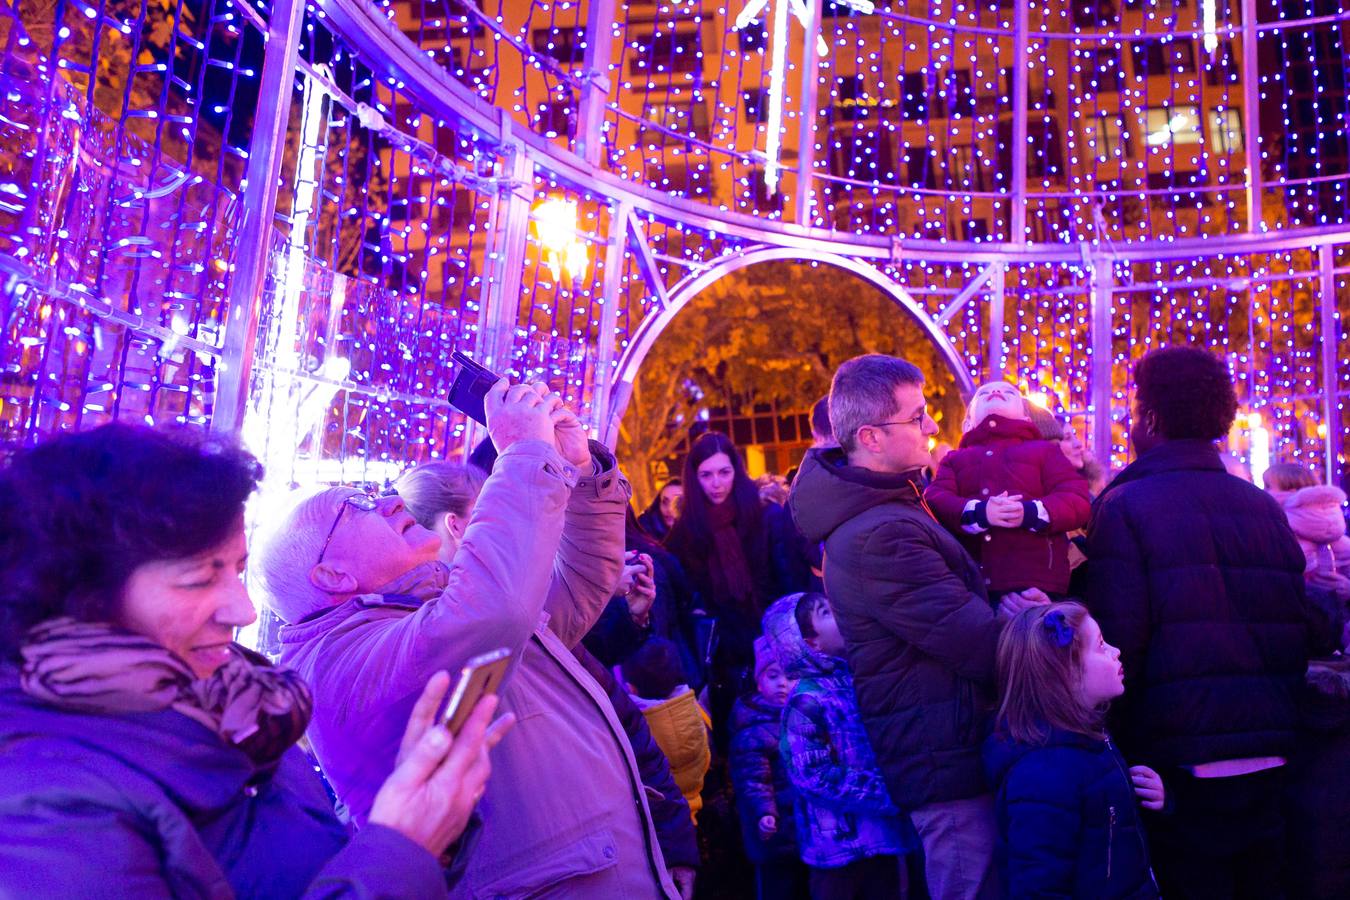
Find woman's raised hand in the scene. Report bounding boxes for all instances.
[368,671,515,857]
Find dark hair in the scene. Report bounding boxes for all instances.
[810,395,833,442]
[666,431,765,558]
[794,592,829,640]
[0,423,262,657]
[994,601,1105,744]
[622,638,686,700]
[1134,346,1238,442]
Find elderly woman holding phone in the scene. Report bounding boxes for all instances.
[0,424,508,897]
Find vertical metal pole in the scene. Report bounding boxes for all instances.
[213,0,306,434]
[988,261,1006,380]
[1241,0,1264,231]
[1090,254,1115,468]
[1318,245,1342,485]
[466,144,535,452]
[576,0,617,167]
[1011,0,1029,244]
[590,200,631,439]
[794,3,822,225]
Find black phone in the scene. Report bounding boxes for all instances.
[441,647,513,737]
[449,351,500,424]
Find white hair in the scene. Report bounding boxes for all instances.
[249,486,354,624]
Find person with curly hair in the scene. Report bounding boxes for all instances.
[0,424,507,897]
[1083,346,1334,899]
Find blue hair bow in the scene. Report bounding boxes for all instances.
[1042,610,1074,648]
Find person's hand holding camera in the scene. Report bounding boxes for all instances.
[484,380,558,453]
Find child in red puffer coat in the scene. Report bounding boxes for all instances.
[926,382,1091,599]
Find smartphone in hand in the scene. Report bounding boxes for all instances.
[441,647,512,737]
[448,351,501,425]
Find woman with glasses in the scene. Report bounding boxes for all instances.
[664,431,808,741]
[0,423,508,897]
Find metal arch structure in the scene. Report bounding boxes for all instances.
[599,245,979,448]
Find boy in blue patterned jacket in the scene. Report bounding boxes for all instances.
[762,592,920,900]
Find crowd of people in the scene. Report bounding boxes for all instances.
[0,347,1347,899]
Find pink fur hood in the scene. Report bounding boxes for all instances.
[1282,484,1349,545]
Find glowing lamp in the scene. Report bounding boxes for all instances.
[532,197,589,282]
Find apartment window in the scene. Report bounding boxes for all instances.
[639,101,710,145]
[1079,49,1124,93]
[901,71,928,121]
[1209,108,1244,154]
[1131,39,1196,78]
[905,146,935,188]
[630,28,702,75]
[949,144,986,191]
[948,68,976,117]
[531,28,586,64]
[1084,113,1131,162]
[536,98,574,138]
[1204,40,1240,87]
[1071,0,1119,27]
[1145,105,1202,147]
[739,20,767,53]
[962,218,990,241]
[837,75,869,121]
[743,89,769,123]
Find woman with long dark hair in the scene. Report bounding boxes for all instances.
[665,431,807,736]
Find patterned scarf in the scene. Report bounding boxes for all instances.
[20,618,312,770]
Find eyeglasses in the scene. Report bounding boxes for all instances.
[316,493,380,567]
[867,410,928,430]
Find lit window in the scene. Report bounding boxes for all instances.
[1084,113,1129,162]
[1145,105,1201,147]
[1209,108,1244,154]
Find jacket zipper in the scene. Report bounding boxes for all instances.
[1107,805,1116,880]
[1105,735,1154,887]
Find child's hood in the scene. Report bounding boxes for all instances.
[1283,484,1349,544]
[982,727,1107,788]
[957,413,1043,449]
[761,593,841,681]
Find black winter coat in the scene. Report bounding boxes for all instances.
[788,448,1003,808]
[728,693,798,864]
[1083,440,1326,767]
[984,728,1159,900]
[571,646,701,870]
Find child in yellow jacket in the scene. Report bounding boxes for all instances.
[624,638,712,820]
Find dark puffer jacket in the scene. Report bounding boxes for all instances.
[728,693,798,864]
[1084,439,1326,767]
[788,448,1004,809]
[984,728,1159,900]
[926,415,1091,595]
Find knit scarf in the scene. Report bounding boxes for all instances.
[20,618,312,770]
[707,499,756,616]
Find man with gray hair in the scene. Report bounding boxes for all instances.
[789,354,1004,900]
[252,381,679,899]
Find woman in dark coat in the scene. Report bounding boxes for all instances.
[639,478,684,542]
[663,432,808,737]
[0,424,505,897]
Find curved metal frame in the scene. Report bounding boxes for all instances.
[600,245,978,447]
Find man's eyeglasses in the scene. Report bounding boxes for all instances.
[867,410,927,430]
[316,493,380,567]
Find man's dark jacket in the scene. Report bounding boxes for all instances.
[1083,439,1327,767]
[789,448,1003,809]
